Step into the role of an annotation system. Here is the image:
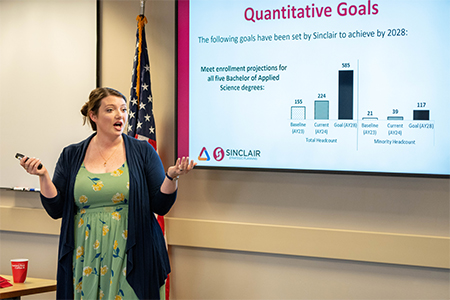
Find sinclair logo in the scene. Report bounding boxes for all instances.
[198,147,261,162]
[198,147,210,161]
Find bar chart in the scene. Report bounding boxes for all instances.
[288,61,436,152]
[414,110,429,120]
[289,64,433,123]
[338,70,353,120]
[291,106,306,120]
[314,101,329,120]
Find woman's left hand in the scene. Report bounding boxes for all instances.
[167,157,197,178]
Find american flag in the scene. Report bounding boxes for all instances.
[128,15,157,150]
[128,15,170,299]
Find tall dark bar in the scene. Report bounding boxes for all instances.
[413,110,429,120]
[338,70,354,119]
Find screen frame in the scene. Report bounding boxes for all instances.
[175,0,450,179]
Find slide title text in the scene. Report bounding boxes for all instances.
[245,1,379,23]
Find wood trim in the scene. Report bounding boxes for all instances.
[0,207,60,236]
[1,207,448,269]
[166,217,450,269]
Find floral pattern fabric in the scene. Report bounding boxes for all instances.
[73,162,138,300]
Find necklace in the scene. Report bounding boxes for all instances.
[97,140,122,167]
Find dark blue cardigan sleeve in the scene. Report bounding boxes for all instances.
[39,147,70,219]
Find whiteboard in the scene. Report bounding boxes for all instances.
[0,0,97,189]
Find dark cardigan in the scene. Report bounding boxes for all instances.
[40,133,176,299]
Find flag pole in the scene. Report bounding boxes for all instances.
[131,3,171,299]
[140,0,146,15]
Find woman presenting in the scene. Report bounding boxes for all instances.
[20,87,195,300]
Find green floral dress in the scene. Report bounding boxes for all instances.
[73,162,138,300]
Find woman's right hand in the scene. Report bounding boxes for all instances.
[20,156,46,176]
[20,156,57,198]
